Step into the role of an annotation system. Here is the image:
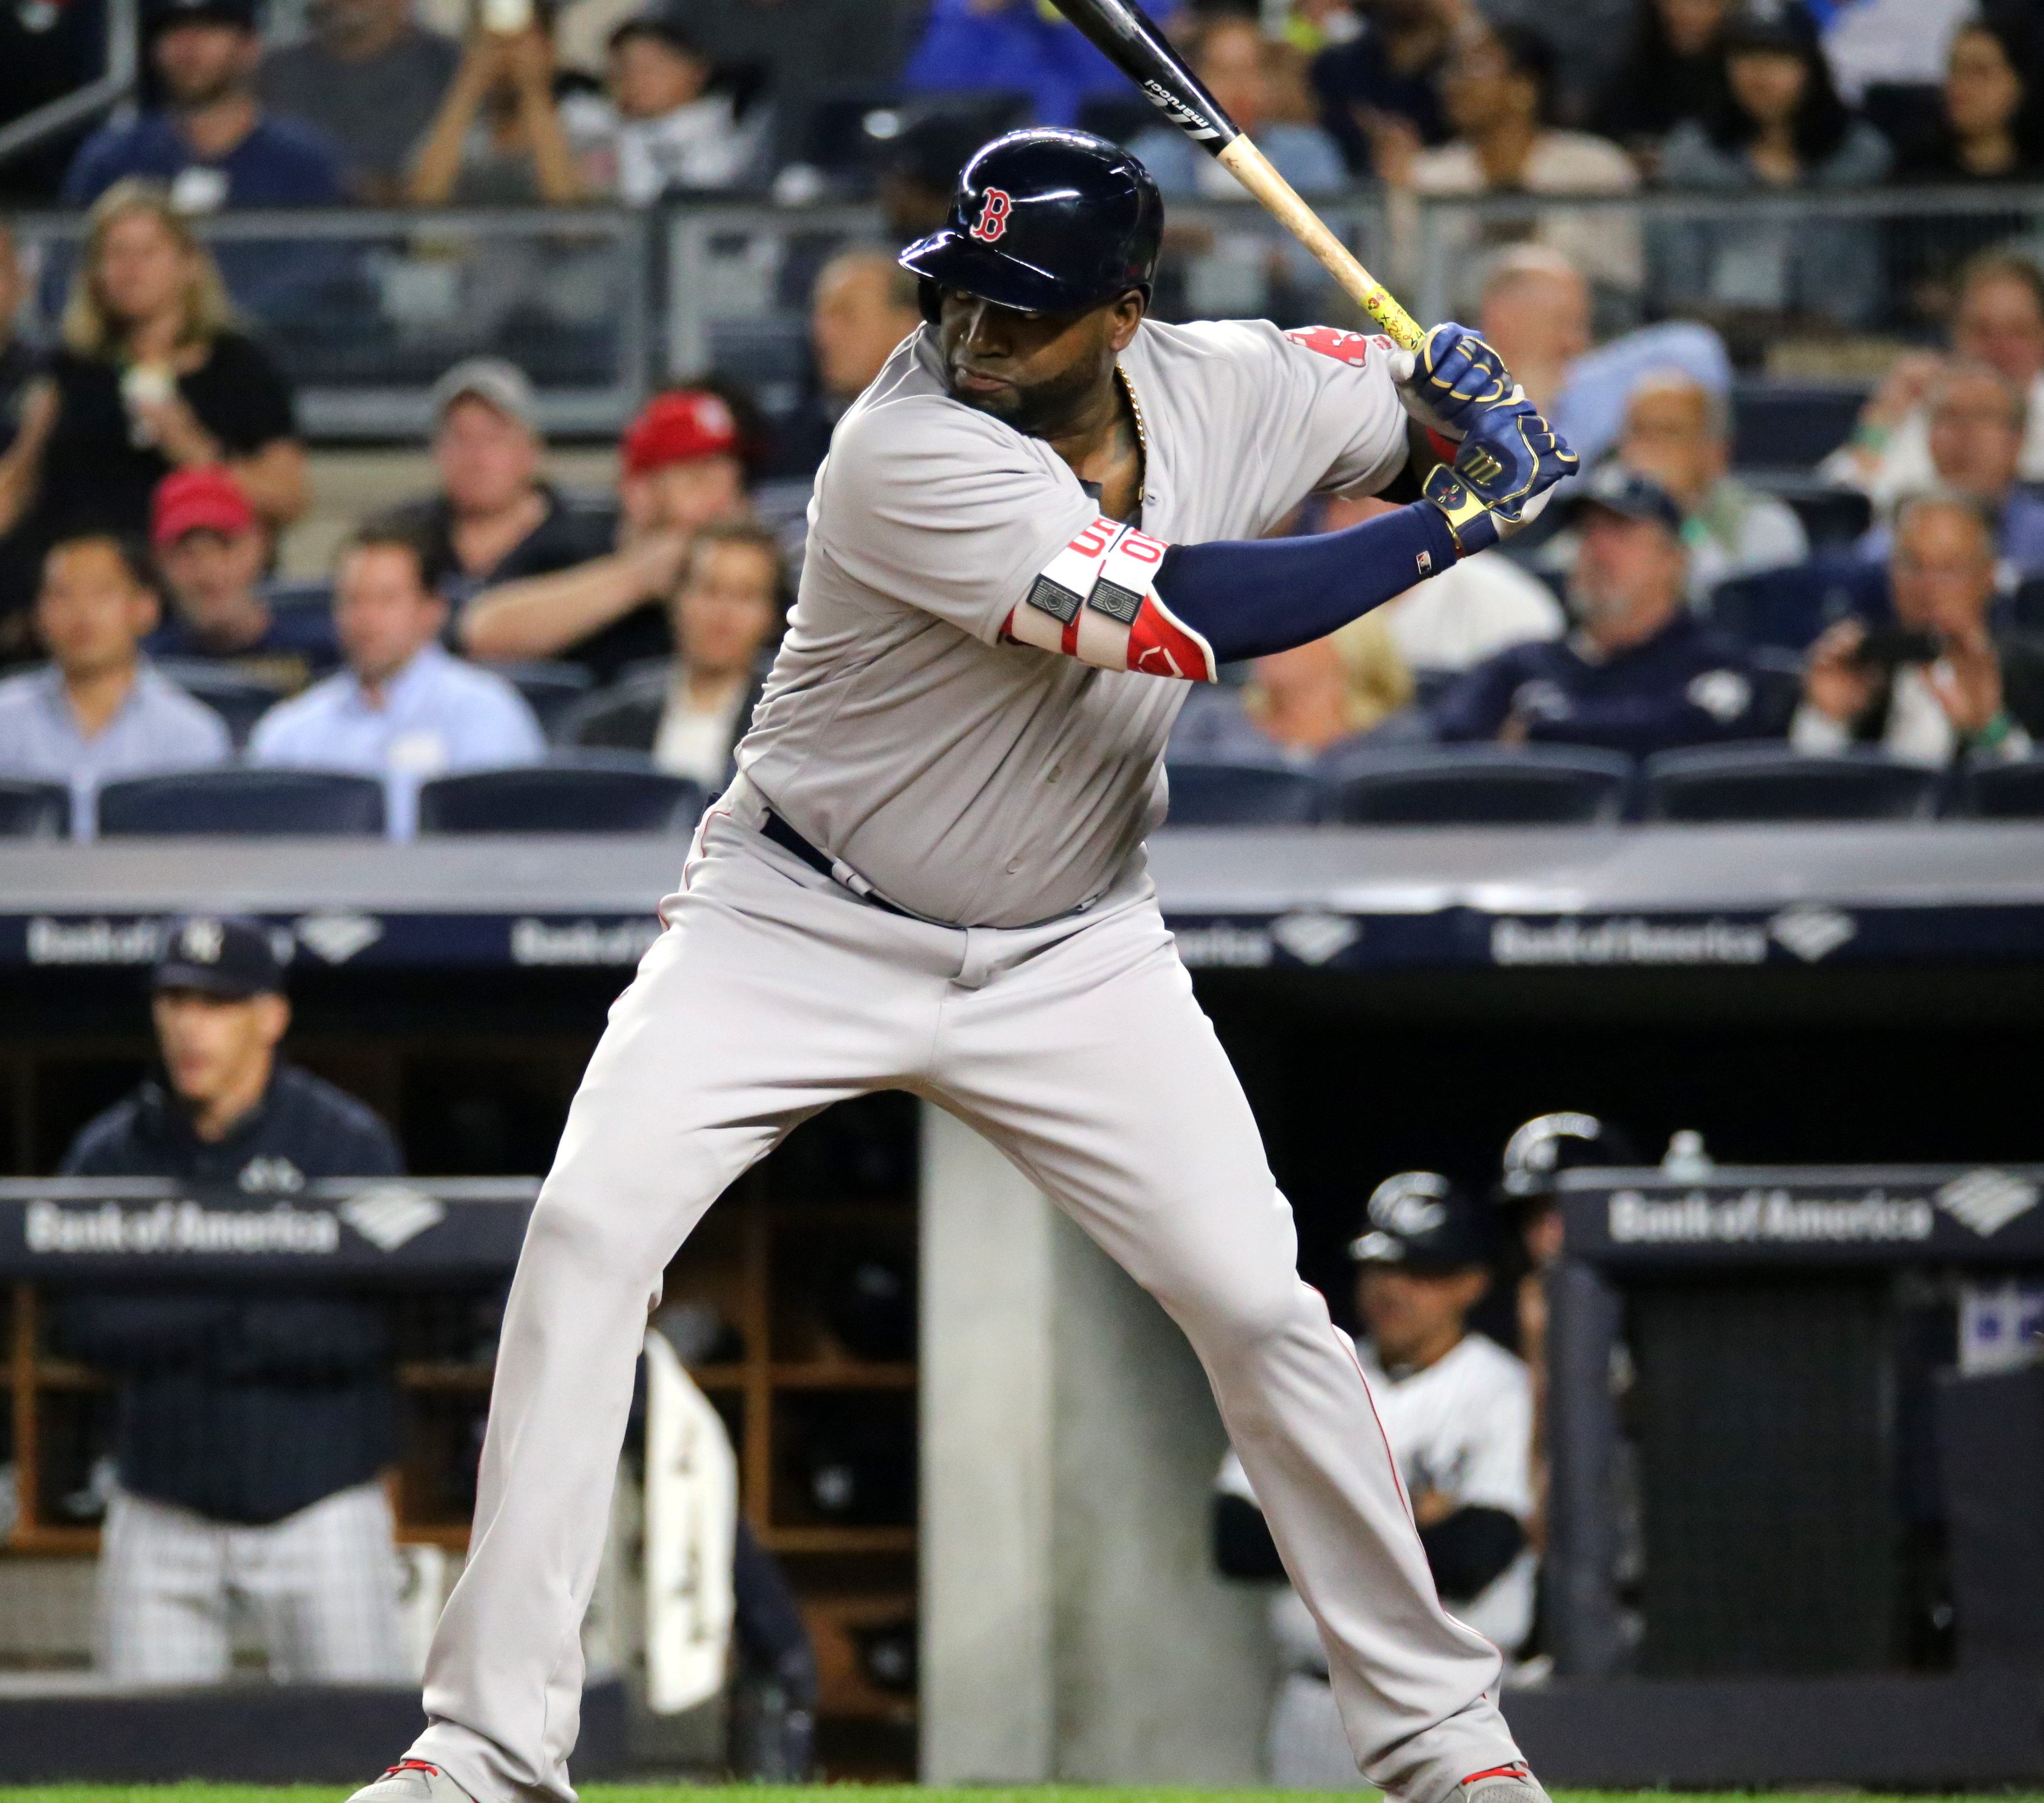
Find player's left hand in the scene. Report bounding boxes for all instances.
[1422,398,1577,555]
[1393,322,1516,441]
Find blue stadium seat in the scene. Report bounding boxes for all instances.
[153,659,289,747]
[416,757,704,834]
[1705,557,1887,653]
[1642,745,1942,822]
[1164,761,1318,826]
[1766,483,1873,553]
[96,768,387,836]
[266,578,333,614]
[1320,745,1633,826]
[1955,754,2044,819]
[487,660,594,737]
[0,778,69,838]
[1730,381,1866,471]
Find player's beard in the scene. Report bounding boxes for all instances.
[947,353,1105,441]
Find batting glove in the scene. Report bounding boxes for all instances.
[1392,322,1517,441]
[1421,399,1577,556]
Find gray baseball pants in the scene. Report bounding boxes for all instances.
[409,784,1522,1803]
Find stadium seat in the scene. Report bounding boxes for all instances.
[1706,557,1888,653]
[1642,745,1943,822]
[1767,483,1873,553]
[1954,754,2044,819]
[153,659,288,747]
[1730,381,1867,471]
[1163,760,1318,826]
[1320,745,1633,826]
[96,768,387,836]
[265,577,333,614]
[416,756,704,833]
[489,660,593,737]
[0,777,69,838]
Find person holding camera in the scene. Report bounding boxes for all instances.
[1794,490,2044,766]
[408,0,584,205]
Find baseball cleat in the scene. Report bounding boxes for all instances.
[1455,1762,1552,1803]
[344,1760,480,1803]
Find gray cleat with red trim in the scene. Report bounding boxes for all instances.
[344,1760,480,1803]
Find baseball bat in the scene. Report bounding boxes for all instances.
[1047,0,1427,354]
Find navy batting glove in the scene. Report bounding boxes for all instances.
[1399,322,1515,438]
[1421,401,1577,555]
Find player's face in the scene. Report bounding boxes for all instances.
[937,289,1146,438]
[153,987,288,1115]
[1357,1266,1489,1370]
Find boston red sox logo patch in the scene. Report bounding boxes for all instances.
[970,188,1013,243]
[1284,326,1394,367]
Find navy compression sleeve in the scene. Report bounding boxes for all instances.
[1152,502,1460,667]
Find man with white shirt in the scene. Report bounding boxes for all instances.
[0,533,229,836]
[1216,1171,1535,1787]
[250,524,545,836]
[1795,491,2044,766]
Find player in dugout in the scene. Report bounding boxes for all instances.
[348,128,1574,1803]
[50,914,411,1686]
[1216,1172,1536,1786]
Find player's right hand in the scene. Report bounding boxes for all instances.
[1394,322,1516,441]
[1421,399,1576,556]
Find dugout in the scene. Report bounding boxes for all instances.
[0,821,2042,1785]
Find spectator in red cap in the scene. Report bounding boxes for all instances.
[146,467,338,693]
[459,385,751,683]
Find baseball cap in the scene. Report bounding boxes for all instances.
[1348,1171,1492,1274]
[621,388,740,475]
[1497,1111,1640,1201]
[430,358,540,433]
[151,466,256,552]
[148,0,259,31]
[1574,461,1686,535]
[153,914,286,1000]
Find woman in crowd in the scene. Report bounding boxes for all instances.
[1655,0,1892,330]
[1890,18,2044,322]
[560,518,783,789]
[1591,0,1732,172]
[0,180,305,572]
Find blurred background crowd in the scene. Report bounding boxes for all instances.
[4,0,2044,833]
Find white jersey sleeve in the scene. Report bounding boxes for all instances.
[811,388,1100,647]
[1270,325,1419,501]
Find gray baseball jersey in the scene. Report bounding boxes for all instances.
[736,317,1409,928]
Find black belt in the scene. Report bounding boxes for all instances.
[760,811,915,918]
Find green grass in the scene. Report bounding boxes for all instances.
[3,1789,2043,1803]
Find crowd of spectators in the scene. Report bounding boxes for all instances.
[0,0,2043,829]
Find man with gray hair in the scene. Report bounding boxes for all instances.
[1618,368,1807,600]
[1797,490,2044,766]
[773,248,924,476]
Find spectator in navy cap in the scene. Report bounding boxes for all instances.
[1429,463,1771,758]
[1215,1169,1536,1785]
[63,0,346,210]
[50,913,412,1686]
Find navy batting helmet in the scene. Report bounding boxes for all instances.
[898,127,1164,318]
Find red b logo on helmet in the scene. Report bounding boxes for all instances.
[970,188,1013,243]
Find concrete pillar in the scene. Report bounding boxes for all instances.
[919,1103,1278,1784]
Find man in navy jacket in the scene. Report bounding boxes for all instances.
[52,914,411,1684]
[1430,465,1770,757]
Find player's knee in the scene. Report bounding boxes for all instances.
[1165,1259,1314,1362]
[524,1176,668,1286]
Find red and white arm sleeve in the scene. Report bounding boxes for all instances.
[1002,515,1218,683]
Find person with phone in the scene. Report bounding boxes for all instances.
[408,0,584,204]
[1794,490,2044,764]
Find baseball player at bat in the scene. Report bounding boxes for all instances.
[346,129,1573,1803]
